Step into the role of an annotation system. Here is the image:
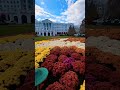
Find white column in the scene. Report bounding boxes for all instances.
[46,32,48,36]
[53,31,55,36]
[27,15,31,24]
[18,14,22,24]
[42,32,44,36]
[50,32,52,36]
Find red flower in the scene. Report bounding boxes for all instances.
[58,55,68,62]
[80,56,85,62]
[52,62,66,77]
[59,71,79,89]
[72,61,85,75]
[50,46,61,55]
[71,53,81,60]
[60,47,70,56]
[41,61,54,71]
[45,54,58,62]
[93,82,113,90]
[46,82,65,90]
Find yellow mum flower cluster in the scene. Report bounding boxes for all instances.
[35,47,51,68]
[0,34,33,44]
[0,50,34,89]
[80,80,85,90]
[35,40,50,45]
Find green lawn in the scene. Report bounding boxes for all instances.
[0,24,34,36]
[35,36,70,41]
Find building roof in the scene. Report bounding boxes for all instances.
[42,19,53,23]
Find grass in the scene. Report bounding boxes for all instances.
[35,36,70,41]
[0,24,34,36]
[35,36,85,41]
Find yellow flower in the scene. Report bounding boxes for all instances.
[80,80,85,90]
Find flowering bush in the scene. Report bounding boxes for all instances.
[59,71,79,89]
[41,61,54,72]
[50,46,61,55]
[64,38,85,43]
[60,49,70,56]
[63,57,75,70]
[45,54,58,62]
[80,56,85,62]
[35,45,85,90]
[52,62,67,77]
[46,82,65,90]
[72,61,85,75]
[58,55,68,62]
[71,53,81,60]
[75,48,85,56]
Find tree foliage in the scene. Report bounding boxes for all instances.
[86,1,99,24]
[68,26,76,36]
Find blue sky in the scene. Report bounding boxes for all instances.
[35,0,85,26]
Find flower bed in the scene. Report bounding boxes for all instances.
[64,38,85,43]
[35,46,85,90]
[86,47,120,89]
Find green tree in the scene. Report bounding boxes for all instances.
[68,26,76,36]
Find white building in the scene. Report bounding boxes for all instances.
[0,0,34,24]
[87,0,108,18]
[35,19,74,36]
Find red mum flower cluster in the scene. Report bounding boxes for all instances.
[52,62,67,77]
[80,56,85,62]
[71,53,81,60]
[17,70,36,90]
[39,46,85,90]
[41,61,54,71]
[59,71,79,89]
[60,47,70,56]
[46,82,64,90]
[45,54,58,62]
[72,61,85,75]
[58,55,68,62]
[75,48,85,56]
[50,46,61,55]
[63,57,75,70]
[86,63,112,81]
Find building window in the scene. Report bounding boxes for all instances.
[7,1,9,3]
[17,1,19,3]
[11,1,12,3]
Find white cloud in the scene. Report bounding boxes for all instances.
[65,0,74,7]
[62,0,85,26]
[41,1,44,5]
[35,0,85,26]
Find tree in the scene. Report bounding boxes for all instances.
[68,25,76,36]
[107,0,120,19]
[86,1,99,24]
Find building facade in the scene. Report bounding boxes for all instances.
[35,19,74,36]
[0,0,34,24]
[87,0,108,18]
